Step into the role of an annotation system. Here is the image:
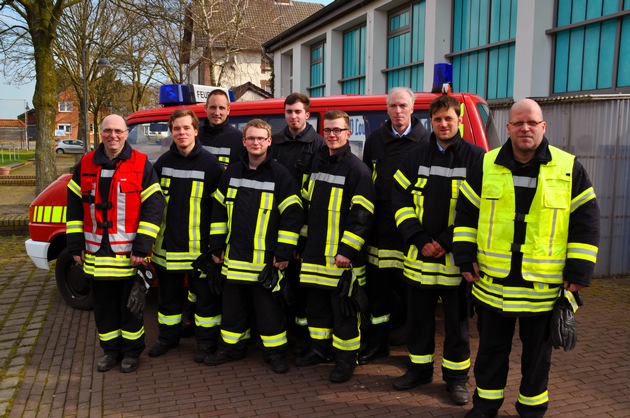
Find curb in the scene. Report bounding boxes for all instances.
[0,215,29,236]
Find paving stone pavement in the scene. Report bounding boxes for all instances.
[1,234,630,417]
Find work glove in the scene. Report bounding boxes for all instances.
[191,251,223,295]
[258,264,282,292]
[336,269,369,317]
[549,288,583,351]
[126,262,156,319]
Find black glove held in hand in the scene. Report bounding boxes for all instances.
[192,252,223,295]
[126,263,156,319]
[549,289,582,351]
[336,269,368,317]
[258,264,280,291]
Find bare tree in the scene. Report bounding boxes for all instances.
[0,0,81,193]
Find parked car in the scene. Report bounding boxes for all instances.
[55,139,92,154]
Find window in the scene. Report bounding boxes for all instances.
[551,0,630,93]
[308,42,326,97]
[341,25,366,94]
[450,0,517,100]
[57,123,72,134]
[58,101,73,112]
[385,2,426,91]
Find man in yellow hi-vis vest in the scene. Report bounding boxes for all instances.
[453,99,600,418]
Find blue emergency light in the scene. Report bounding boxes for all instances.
[432,63,453,93]
[159,84,235,106]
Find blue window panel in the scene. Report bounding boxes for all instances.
[470,0,480,48]
[343,26,366,81]
[489,0,501,43]
[467,53,479,93]
[499,0,511,41]
[582,25,600,90]
[509,0,518,38]
[567,28,585,91]
[619,16,630,86]
[454,0,463,51]
[625,0,630,10]
[390,11,409,31]
[461,54,470,92]
[411,2,425,62]
[477,50,487,97]
[586,0,604,19]
[310,87,324,98]
[598,20,616,88]
[507,43,515,97]
[487,48,499,99]
[496,45,510,98]
[572,0,587,24]
[388,68,410,90]
[557,0,572,26]
[388,37,398,67]
[479,0,489,48]
[554,31,570,93]
[342,78,366,95]
[312,46,322,61]
[461,0,471,50]
[411,65,424,91]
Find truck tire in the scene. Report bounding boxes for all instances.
[55,248,93,310]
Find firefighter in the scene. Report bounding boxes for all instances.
[453,99,600,418]
[66,114,165,373]
[295,110,375,383]
[147,109,224,362]
[270,92,324,356]
[360,87,430,364]
[391,95,485,404]
[203,119,303,374]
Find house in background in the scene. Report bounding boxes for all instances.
[185,0,323,93]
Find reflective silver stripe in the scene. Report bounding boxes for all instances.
[311,172,346,186]
[100,169,115,178]
[417,165,466,178]
[116,181,127,246]
[513,175,537,188]
[161,167,205,180]
[228,177,275,191]
[204,146,231,156]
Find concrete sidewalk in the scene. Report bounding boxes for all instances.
[1,234,630,417]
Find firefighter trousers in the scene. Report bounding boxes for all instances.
[284,258,309,339]
[472,304,553,418]
[92,278,145,358]
[406,281,470,385]
[218,281,287,359]
[364,264,406,347]
[305,286,360,364]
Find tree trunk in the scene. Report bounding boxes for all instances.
[31,32,59,194]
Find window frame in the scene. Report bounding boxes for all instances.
[340,23,367,95]
[58,101,73,112]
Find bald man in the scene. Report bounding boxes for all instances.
[453,99,600,418]
[66,114,165,373]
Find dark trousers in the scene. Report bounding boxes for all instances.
[219,281,287,359]
[154,266,186,346]
[284,258,309,338]
[472,304,553,418]
[406,282,470,385]
[190,273,222,348]
[305,286,360,364]
[92,278,145,358]
[364,264,406,347]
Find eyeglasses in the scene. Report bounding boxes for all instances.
[509,121,544,128]
[244,136,269,143]
[322,128,349,135]
[102,128,128,135]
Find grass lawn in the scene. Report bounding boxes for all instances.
[0,150,35,166]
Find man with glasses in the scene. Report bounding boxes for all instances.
[453,99,600,418]
[66,115,165,373]
[360,87,430,365]
[204,119,303,374]
[271,93,324,356]
[296,110,375,383]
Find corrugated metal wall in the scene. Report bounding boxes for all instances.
[490,98,630,277]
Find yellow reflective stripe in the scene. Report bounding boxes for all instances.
[122,326,145,341]
[300,263,346,287]
[566,242,598,263]
[261,331,288,348]
[459,180,480,208]
[137,221,160,238]
[188,290,197,303]
[278,194,302,213]
[214,188,226,206]
[253,192,273,264]
[409,353,434,365]
[83,254,134,278]
[370,313,390,325]
[472,277,559,313]
[477,387,504,400]
[278,230,299,245]
[333,333,360,351]
[158,312,182,325]
[327,188,342,257]
[518,390,549,406]
[341,230,365,251]
[366,246,404,269]
[459,103,465,137]
[308,326,332,340]
[453,226,477,243]
[221,328,251,345]
[571,187,596,212]
[141,182,162,202]
[223,257,264,283]
[395,206,417,227]
[66,220,84,234]
[189,180,204,254]
[393,169,411,189]
[210,222,228,235]
[295,317,308,326]
[351,194,374,213]
[442,357,470,371]
[99,329,122,341]
[68,179,81,197]
[403,255,462,286]
[371,162,377,183]
[195,313,221,328]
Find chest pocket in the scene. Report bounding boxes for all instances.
[481,175,505,200]
[542,178,570,209]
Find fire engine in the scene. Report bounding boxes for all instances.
[25,82,500,310]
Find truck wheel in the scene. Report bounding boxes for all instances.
[55,248,93,310]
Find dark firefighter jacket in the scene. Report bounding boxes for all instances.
[271,123,324,189]
[199,119,243,168]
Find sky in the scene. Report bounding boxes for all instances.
[0,0,334,120]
